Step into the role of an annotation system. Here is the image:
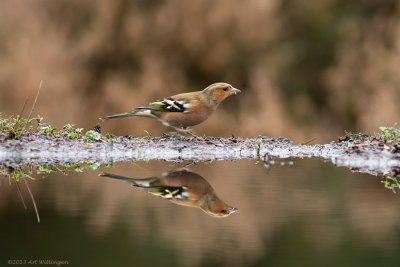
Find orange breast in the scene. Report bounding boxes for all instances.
[160,110,213,127]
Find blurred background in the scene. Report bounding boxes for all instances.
[1,0,399,142]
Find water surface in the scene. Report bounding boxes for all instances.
[1,159,400,267]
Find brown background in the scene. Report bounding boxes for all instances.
[1,0,399,142]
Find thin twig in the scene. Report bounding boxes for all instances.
[14,179,27,210]
[23,178,40,223]
[13,99,28,131]
[301,137,317,145]
[20,81,42,134]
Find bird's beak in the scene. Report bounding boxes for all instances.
[230,87,241,95]
[228,206,239,214]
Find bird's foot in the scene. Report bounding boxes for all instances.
[184,128,198,138]
[170,126,197,138]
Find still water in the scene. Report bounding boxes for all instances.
[1,159,400,267]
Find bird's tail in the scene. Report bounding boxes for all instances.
[99,172,136,182]
[101,112,136,121]
[101,107,155,121]
[99,172,157,187]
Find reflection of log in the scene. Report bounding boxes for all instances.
[0,132,399,176]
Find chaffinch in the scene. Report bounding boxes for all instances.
[102,82,241,133]
[99,168,238,217]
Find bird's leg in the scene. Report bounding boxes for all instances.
[186,128,197,138]
[168,161,195,172]
[170,126,197,138]
[170,126,187,135]
[181,161,196,168]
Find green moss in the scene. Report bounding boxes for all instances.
[381,175,400,193]
[338,131,369,142]
[1,162,116,182]
[59,124,83,139]
[85,130,102,141]
[0,115,106,142]
[379,126,400,143]
[93,123,102,133]
[35,166,56,174]
[143,130,152,138]
[84,162,102,170]
[105,133,115,146]
[38,125,57,135]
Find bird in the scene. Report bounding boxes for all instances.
[101,82,241,134]
[99,168,238,217]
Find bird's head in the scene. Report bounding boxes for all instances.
[201,83,241,107]
[201,199,239,218]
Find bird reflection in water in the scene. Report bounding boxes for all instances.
[99,168,238,217]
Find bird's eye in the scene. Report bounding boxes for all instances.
[222,87,228,91]
[221,209,227,213]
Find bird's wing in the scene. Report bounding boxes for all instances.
[148,92,201,113]
[147,186,185,199]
